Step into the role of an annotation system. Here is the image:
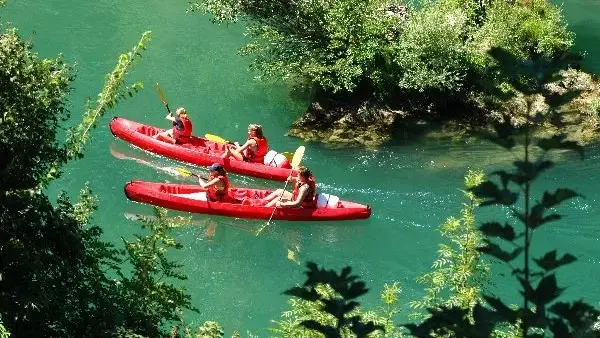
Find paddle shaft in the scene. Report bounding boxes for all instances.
[257,145,305,236]
[266,179,291,224]
[156,84,172,114]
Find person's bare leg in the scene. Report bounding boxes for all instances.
[263,189,284,202]
[265,190,292,207]
[227,146,244,161]
[154,130,176,144]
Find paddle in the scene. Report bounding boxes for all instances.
[175,167,208,180]
[205,133,294,160]
[205,133,235,145]
[111,145,202,179]
[256,145,305,236]
[156,83,171,114]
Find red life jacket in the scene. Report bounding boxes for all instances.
[244,136,268,163]
[173,116,193,143]
[207,174,230,202]
[292,176,317,208]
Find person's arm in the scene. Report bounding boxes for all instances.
[171,115,185,130]
[166,114,176,122]
[198,177,221,189]
[277,184,308,208]
[236,139,256,153]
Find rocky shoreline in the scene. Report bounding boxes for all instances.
[286,69,600,147]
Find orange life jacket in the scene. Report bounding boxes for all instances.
[292,176,317,208]
[173,115,193,143]
[244,136,268,163]
[207,174,230,202]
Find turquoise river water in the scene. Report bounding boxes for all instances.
[2,0,600,335]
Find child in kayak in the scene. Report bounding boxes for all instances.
[198,163,232,202]
[222,124,268,163]
[263,166,317,208]
[154,107,193,144]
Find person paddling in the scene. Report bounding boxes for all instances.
[198,163,232,202]
[154,107,193,144]
[263,166,317,208]
[222,124,268,163]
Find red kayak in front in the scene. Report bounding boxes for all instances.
[110,117,293,181]
[124,181,371,221]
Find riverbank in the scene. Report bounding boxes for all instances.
[286,68,600,147]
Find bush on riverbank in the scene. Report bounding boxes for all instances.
[190,0,594,146]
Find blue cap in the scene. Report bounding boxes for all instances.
[209,163,222,171]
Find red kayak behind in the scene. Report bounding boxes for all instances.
[124,181,371,221]
[110,117,293,181]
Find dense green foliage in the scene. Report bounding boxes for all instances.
[192,0,399,93]
[0,23,196,337]
[117,208,196,336]
[190,0,575,112]
[471,0,574,60]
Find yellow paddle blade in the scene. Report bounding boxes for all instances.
[156,83,168,105]
[281,152,293,161]
[176,167,194,177]
[205,134,228,144]
[291,146,305,169]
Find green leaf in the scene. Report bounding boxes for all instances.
[470,181,519,206]
[517,277,536,301]
[534,250,576,272]
[284,286,320,301]
[491,171,513,189]
[478,241,523,262]
[537,135,584,159]
[534,274,565,305]
[479,222,516,241]
[542,188,582,209]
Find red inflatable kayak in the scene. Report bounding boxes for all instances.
[124,181,371,221]
[110,117,293,181]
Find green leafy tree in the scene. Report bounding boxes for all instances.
[409,170,490,320]
[0,16,196,337]
[402,48,600,337]
[189,0,400,93]
[190,0,574,111]
[470,0,574,60]
[390,0,475,94]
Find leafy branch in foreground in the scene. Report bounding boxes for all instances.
[65,30,151,162]
[403,47,600,337]
[273,279,403,338]
[118,207,198,337]
[282,262,387,338]
[409,170,490,321]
